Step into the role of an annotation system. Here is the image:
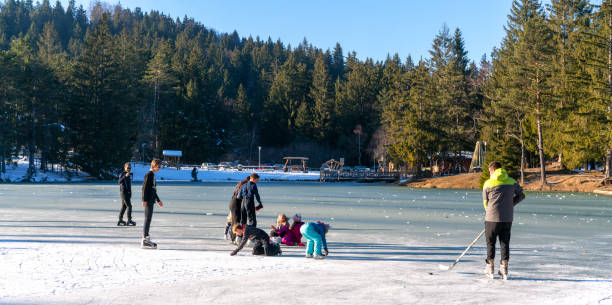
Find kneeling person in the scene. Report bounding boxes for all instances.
[231,224,281,256]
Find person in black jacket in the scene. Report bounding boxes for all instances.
[230,177,249,226]
[240,173,263,227]
[230,224,281,256]
[141,159,164,249]
[117,162,136,226]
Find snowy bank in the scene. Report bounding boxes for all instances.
[129,163,320,182]
[0,159,88,182]
[0,160,320,183]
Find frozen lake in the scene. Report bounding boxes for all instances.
[0,182,611,304]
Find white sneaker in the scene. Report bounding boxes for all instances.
[305,254,313,258]
[485,260,494,279]
[499,260,508,280]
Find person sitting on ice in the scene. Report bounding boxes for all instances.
[482,161,525,279]
[299,221,330,259]
[231,224,281,256]
[281,213,305,246]
[269,213,290,239]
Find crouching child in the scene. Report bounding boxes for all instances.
[231,224,281,256]
[300,221,330,259]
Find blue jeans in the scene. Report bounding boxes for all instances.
[300,223,323,256]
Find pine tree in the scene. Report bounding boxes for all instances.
[310,53,334,141]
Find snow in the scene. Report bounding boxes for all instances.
[0,160,320,183]
[0,183,611,304]
[130,163,320,182]
[0,159,88,182]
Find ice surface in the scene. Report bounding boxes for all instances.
[0,183,611,304]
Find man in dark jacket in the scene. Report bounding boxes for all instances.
[482,161,525,279]
[240,173,263,227]
[230,224,280,256]
[117,162,135,226]
[141,159,164,249]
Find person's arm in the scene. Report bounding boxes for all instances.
[513,183,525,206]
[118,172,126,184]
[253,184,261,204]
[142,172,152,204]
[482,187,488,211]
[316,224,328,251]
[231,227,250,255]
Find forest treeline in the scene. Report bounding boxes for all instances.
[0,0,610,182]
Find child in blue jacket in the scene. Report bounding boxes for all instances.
[300,221,330,259]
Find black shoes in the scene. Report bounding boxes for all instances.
[118,220,136,226]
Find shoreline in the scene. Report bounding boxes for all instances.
[405,170,612,196]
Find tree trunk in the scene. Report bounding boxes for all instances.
[520,124,525,185]
[606,149,612,179]
[607,5,612,179]
[536,102,547,186]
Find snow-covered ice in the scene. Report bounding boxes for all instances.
[0,183,611,304]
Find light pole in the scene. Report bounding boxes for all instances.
[258,146,261,169]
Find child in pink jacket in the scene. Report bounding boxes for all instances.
[281,214,305,246]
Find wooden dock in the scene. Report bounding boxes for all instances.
[319,170,403,182]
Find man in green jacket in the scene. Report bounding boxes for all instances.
[482,161,525,279]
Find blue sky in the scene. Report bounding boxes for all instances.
[60,0,519,63]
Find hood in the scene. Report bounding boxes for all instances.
[491,168,509,182]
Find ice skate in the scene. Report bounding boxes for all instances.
[305,254,313,258]
[485,259,494,279]
[314,254,325,259]
[117,220,127,226]
[126,220,136,226]
[141,236,157,249]
[498,260,508,280]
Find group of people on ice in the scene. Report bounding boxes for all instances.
[116,158,524,277]
[116,160,330,258]
[224,173,330,258]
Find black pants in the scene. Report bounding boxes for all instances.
[229,196,241,227]
[252,238,272,255]
[240,198,256,227]
[485,221,512,262]
[143,203,155,237]
[119,193,132,220]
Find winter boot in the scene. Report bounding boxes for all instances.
[485,259,494,279]
[117,220,127,226]
[499,260,508,280]
[141,236,157,249]
[127,219,136,226]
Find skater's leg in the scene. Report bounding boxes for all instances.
[240,199,248,226]
[499,222,512,262]
[125,196,133,221]
[484,221,498,262]
[301,224,315,255]
[143,203,154,237]
[119,193,127,220]
[263,238,272,256]
[246,198,257,227]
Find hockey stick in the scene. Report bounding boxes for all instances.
[438,229,485,271]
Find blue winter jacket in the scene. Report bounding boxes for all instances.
[240,181,261,204]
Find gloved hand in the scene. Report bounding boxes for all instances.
[323,248,329,256]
